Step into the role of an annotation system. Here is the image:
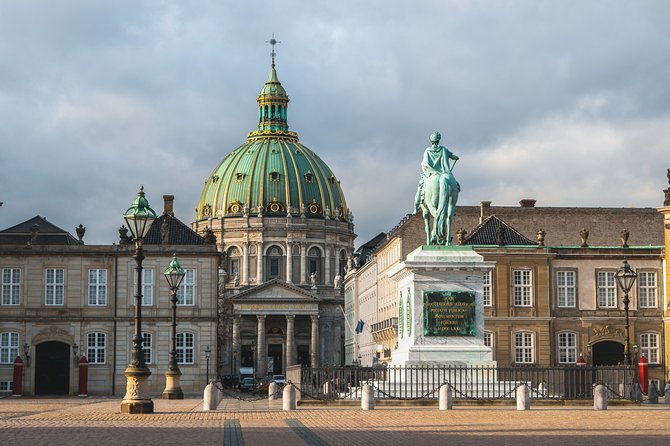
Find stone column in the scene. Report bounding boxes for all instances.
[300,244,307,285]
[324,244,331,285]
[242,242,249,285]
[256,242,263,284]
[334,247,341,277]
[286,242,293,284]
[310,315,319,368]
[285,315,295,367]
[232,316,240,374]
[256,315,266,378]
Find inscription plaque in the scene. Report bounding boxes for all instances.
[423,290,476,336]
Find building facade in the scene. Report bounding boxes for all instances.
[345,186,667,386]
[0,195,219,395]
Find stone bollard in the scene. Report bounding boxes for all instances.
[268,382,277,401]
[593,384,608,410]
[516,384,530,410]
[203,382,218,411]
[664,384,670,404]
[323,381,332,397]
[361,383,375,410]
[439,384,453,410]
[283,384,296,411]
[632,383,643,402]
[648,382,659,404]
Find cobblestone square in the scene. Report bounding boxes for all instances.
[1,396,669,445]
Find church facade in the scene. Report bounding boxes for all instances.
[191,54,355,377]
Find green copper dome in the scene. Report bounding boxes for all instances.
[196,64,349,222]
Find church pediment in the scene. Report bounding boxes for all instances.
[232,280,319,315]
[231,279,318,302]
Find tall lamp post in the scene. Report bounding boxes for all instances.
[162,254,185,399]
[204,345,212,383]
[615,259,637,366]
[120,187,157,414]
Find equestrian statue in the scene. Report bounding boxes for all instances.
[413,131,460,245]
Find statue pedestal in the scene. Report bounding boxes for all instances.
[388,245,494,366]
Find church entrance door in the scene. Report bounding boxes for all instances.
[35,341,70,395]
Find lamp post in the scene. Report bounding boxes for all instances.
[120,186,157,414]
[204,345,212,383]
[615,259,637,366]
[162,254,185,399]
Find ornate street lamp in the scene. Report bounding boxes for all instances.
[204,345,212,383]
[615,259,637,366]
[120,186,157,414]
[162,254,185,399]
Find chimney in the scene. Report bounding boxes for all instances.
[519,199,536,208]
[163,195,175,217]
[479,201,491,224]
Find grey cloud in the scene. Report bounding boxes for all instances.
[1,1,669,247]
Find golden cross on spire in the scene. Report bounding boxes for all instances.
[266,33,281,68]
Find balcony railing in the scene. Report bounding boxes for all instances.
[371,317,398,334]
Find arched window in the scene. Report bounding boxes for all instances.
[308,247,322,284]
[339,249,347,276]
[266,245,283,280]
[226,247,240,280]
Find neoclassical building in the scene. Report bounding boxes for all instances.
[192,54,355,377]
[345,183,668,386]
[0,196,219,396]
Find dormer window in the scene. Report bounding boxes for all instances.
[330,176,337,185]
[304,172,314,183]
[235,173,246,182]
[270,171,280,181]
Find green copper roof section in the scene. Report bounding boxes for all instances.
[196,61,348,222]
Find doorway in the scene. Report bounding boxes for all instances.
[592,340,624,366]
[297,345,310,367]
[35,341,70,395]
[267,343,283,374]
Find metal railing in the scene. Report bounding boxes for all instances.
[297,365,637,401]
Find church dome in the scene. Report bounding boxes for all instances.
[196,62,349,222]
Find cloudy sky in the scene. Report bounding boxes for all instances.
[1,1,669,246]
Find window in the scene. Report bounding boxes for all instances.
[88,269,107,306]
[0,332,19,364]
[227,247,240,279]
[514,332,534,364]
[0,381,13,392]
[513,269,532,307]
[597,271,616,308]
[142,332,152,365]
[557,332,577,364]
[2,268,21,306]
[266,246,282,279]
[556,270,576,308]
[483,270,492,307]
[177,269,196,306]
[45,268,64,305]
[308,247,322,283]
[484,331,493,348]
[87,332,106,364]
[176,332,194,364]
[638,272,657,308]
[133,269,154,306]
[639,333,659,364]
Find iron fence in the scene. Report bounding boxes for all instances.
[296,365,636,401]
